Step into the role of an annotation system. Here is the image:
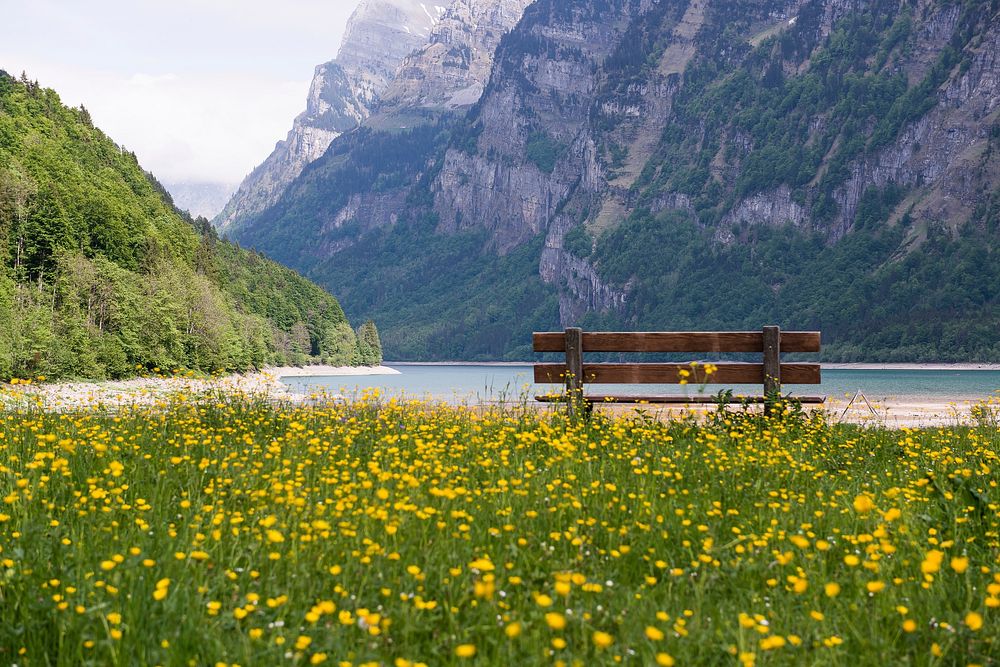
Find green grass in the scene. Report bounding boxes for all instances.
[0,392,997,665]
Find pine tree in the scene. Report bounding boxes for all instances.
[356,320,383,366]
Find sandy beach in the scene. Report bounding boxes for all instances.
[583,395,995,428]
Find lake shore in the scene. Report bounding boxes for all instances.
[1,365,399,411]
[269,364,400,377]
[585,395,994,428]
[391,361,1000,371]
[3,364,995,427]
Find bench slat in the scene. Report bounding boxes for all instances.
[535,394,827,404]
[533,331,821,353]
[534,362,821,385]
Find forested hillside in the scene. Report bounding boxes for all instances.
[0,72,378,380]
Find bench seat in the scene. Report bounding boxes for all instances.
[535,394,826,405]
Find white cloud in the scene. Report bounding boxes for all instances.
[127,73,180,87]
[0,0,360,184]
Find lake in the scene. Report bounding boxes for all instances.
[280,364,1000,403]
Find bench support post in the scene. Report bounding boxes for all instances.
[565,327,585,419]
[763,325,781,416]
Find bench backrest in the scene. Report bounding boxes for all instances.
[532,327,821,388]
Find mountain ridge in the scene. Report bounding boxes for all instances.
[213,0,458,234]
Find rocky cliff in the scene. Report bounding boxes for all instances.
[236,0,533,270]
[233,0,1000,361]
[379,0,535,117]
[213,0,456,233]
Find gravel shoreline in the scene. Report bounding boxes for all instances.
[1,365,399,411]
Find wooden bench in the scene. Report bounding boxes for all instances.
[533,326,823,417]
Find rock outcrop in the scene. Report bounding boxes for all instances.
[433,0,638,251]
[252,0,533,247]
[830,18,1000,240]
[214,0,456,233]
[379,0,535,115]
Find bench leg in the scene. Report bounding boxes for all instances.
[565,327,586,420]
[763,325,781,417]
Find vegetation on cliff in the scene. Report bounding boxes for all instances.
[232,0,998,362]
[590,0,999,361]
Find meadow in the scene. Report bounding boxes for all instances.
[0,391,997,666]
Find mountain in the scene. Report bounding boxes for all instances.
[213,0,458,233]
[164,180,236,219]
[0,71,377,380]
[378,0,536,120]
[232,0,1000,362]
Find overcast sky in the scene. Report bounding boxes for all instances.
[0,0,359,184]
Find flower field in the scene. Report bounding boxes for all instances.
[0,394,997,666]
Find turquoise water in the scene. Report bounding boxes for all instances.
[280,365,1000,403]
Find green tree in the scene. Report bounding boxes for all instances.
[323,321,359,366]
[356,320,383,366]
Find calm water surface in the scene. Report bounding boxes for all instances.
[281,365,1000,403]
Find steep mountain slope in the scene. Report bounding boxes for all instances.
[236,0,532,269]
[0,72,372,380]
[236,0,1000,361]
[214,0,457,233]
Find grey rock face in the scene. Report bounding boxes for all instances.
[214,0,456,233]
[379,0,534,114]
[431,0,709,323]
[829,17,1000,241]
[433,0,633,253]
[540,215,631,324]
[317,190,410,256]
[296,0,532,241]
[715,186,807,244]
[432,0,999,326]
[337,0,457,109]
